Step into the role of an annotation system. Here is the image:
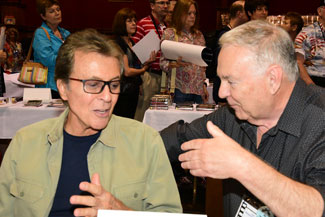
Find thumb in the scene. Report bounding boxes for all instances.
[91,173,101,186]
[207,121,223,138]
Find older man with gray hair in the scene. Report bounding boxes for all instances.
[161,20,325,217]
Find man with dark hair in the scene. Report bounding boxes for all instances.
[132,0,169,121]
[0,29,182,217]
[244,0,269,20]
[281,12,304,41]
[295,0,325,87]
[161,20,325,217]
[212,0,248,104]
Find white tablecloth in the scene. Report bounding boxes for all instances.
[0,102,65,139]
[3,73,34,98]
[143,106,213,131]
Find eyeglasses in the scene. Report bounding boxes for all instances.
[155,1,170,6]
[69,78,121,94]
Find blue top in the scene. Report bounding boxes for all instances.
[33,22,70,91]
[48,130,100,217]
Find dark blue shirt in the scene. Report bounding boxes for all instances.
[49,130,101,217]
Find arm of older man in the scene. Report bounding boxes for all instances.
[179,121,324,217]
[70,173,132,217]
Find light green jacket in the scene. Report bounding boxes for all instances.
[0,109,182,217]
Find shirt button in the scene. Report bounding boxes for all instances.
[134,192,138,198]
[20,192,24,197]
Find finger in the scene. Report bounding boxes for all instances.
[180,139,202,151]
[70,195,97,207]
[73,207,97,217]
[206,121,223,138]
[180,158,201,170]
[79,181,102,196]
[91,173,101,186]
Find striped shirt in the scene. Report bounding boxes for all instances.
[133,15,166,71]
[295,22,325,77]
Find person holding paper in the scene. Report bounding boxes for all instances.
[132,0,168,121]
[33,0,70,98]
[0,29,182,217]
[0,49,7,97]
[160,0,208,104]
[160,20,325,217]
[112,8,155,119]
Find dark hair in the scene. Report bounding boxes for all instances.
[285,12,304,35]
[55,29,124,84]
[229,1,245,19]
[112,8,137,36]
[5,27,19,42]
[36,0,60,16]
[149,0,155,3]
[171,0,200,35]
[244,0,269,18]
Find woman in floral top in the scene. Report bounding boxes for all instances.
[3,27,24,73]
[160,0,208,104]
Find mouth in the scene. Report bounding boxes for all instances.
[94,109,110,117]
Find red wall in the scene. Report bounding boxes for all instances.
[2,0,321,34]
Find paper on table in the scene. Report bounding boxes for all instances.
[98,210,206,217]
[132,30,161,64]
[4,73,34,87]
[161,40,208,67]
[0,26,6,50]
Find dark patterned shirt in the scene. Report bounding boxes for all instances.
[161,79,325,217]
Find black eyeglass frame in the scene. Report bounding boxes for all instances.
[68,77,121,94]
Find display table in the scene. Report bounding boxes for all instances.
[143,106,213,131]
[0,101,65,139]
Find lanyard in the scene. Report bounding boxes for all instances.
[150,14,164,39]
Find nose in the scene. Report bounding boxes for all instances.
[100,84,113,102]
[218,80,230,99]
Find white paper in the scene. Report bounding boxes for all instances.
[23,88,52,103]
[98,210,206,217]
[161,40,207,67]
[0,26,6,50]
[132,30,161,64]
[4,73,34,87]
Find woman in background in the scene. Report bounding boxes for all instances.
[160,0,208,104]
[3,27,24,74]
[33,0,70,98]
[112,8,155,118]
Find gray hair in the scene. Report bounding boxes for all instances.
[219,20,299,81]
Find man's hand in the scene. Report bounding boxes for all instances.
[70,173,131,217]
[179,121,246,179]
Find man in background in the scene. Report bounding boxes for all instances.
[295,0,325,87]
[133,0,169,121]
[281,11,304,41]
[165,0,177,26]
[212,0,248,104]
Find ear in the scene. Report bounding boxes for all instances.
[40,13,46,21]
[248,11,253,18]
[150,3,155,11]
[266,65,283,95]
[56,79,69,101]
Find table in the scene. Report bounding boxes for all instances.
[0,101,65,139]
[143,106,213,131]
[3,73,34,98]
